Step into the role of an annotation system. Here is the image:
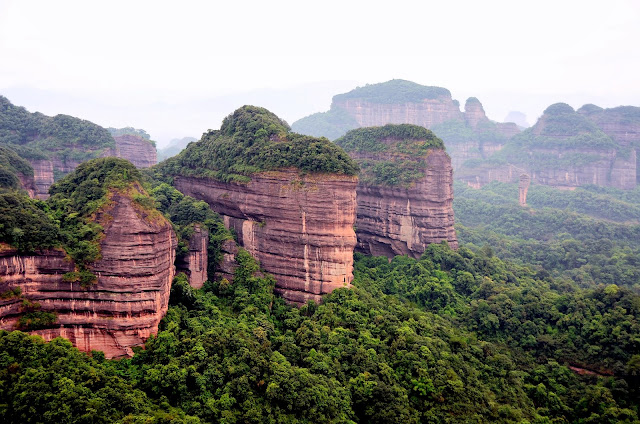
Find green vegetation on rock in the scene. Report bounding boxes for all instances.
[335,124,445,187]
[158,105,358,182]
[1,240,638,423]
[333,79,451,104]
[0,146,33,190]
[0,95,115,165]
[455,181,640,292]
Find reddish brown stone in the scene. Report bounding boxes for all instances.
[352,149,458,259]
[0,192,176,358]
[174,170,357,306]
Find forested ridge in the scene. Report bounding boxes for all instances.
[0,95,115,161]
[158,105,358,183]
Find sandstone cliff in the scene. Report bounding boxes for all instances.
[161,105,359,305]
[0,158,177,358]
[353,150,458,258]
[335,125,458,259]
[0,192,176,358]
[174,170,357,305]
[176,225,208,289]
[113,135,157,168]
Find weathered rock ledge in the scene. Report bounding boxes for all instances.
[174,169,357,305]
[352,149,458,258]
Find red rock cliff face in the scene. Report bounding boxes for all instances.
[352,149,458,258]
[332,97,463,129]
[176,225,208,289]
[113,135,157,168]
[174,170,357,305]
[0,193,176,358]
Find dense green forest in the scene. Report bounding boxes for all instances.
[1,144,640,422]
[0,95,115,161]
[1,242,638,423]
[0,146,33,190]
[454,181,640,292]
[158,105,358,182]
[335,124,445,187]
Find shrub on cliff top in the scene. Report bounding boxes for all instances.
[158,105,359,182]
[332,79,451,104]
[48,158,158,277]
[335,124,445,187]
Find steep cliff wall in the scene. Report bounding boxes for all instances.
[176,225,208,289]
[174,170,357,305]
[335,125,458,258]
[0,191,176,358]
[332,97,463,129]
[113,135,157,168]
[353,149,458,258]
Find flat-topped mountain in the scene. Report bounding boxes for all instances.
[0,96,158,198]
[335,124,457,258]
[291,80,520,171]
[160,105,359,305]
[457,103,639,189]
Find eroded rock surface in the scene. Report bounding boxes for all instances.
[352,149,458,258]
[0,193,176,358]
[174,170,357,305]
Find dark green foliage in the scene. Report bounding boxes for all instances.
[149,182,233,279]
[2,242,638,423]
[158,105,358,182]
[0,95,115,166]
[0,331,200,423]
[0,146,33,190]
[336,124,444,153]
[291,107,360,140]
[333,79,451,104]
[335,124,445,187]
[454,181,640,291]
[0,191,60,252]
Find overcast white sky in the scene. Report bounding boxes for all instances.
[1,0,639,146]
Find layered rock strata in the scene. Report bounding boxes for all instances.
[174,170,357,305]
[113,135,157,168]
[333,97,463,129]
[0,193,176,358]
[519,174,531,206]
[352,149,458,258]
[176,225,208,289]
[28,137,157,199]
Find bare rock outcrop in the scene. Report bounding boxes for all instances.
[0,192,176,358]
[519,174,531,206]
[458,103,639,190]
[174,170,357,305]
[335,125,458,259]
[176,225,208,289]
[113,135,157,168]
